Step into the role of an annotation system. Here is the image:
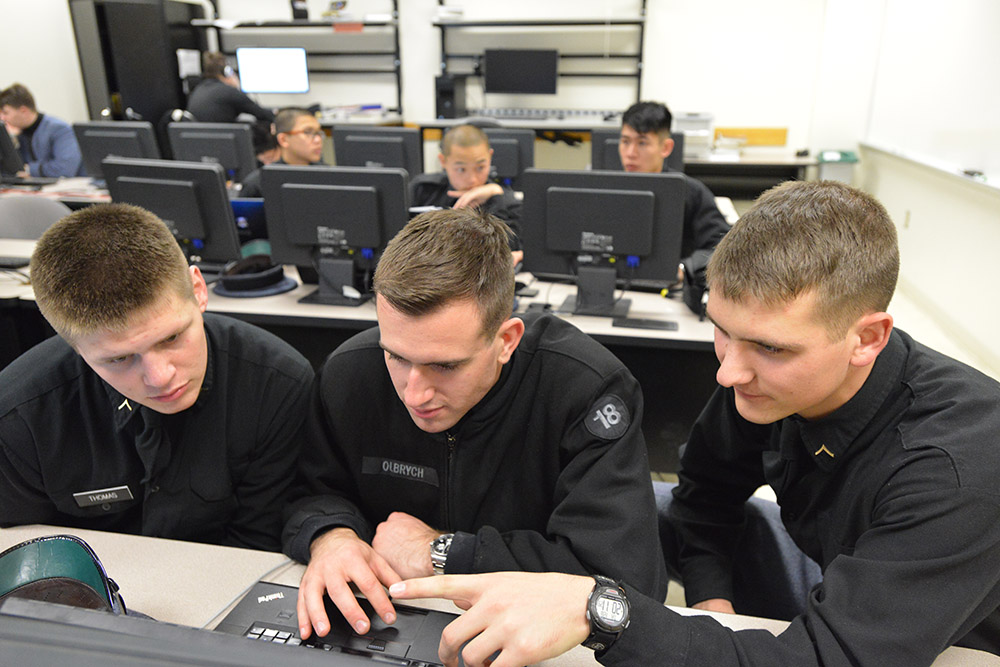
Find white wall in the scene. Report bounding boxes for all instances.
[1,0,89,123]
[859,146,1000,378]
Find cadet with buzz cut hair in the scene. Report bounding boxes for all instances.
[408,123,522,257]
[0,203,314,552]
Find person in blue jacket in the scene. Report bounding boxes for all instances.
[0,83,85,178]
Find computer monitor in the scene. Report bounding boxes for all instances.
[73,121,161,180]
[331,126,422,179]
[483,128,534,188]
[0,597,372,667]
[521,168,686,318]
[483,49,558,95]
[167,122,258,182]
[261,164,409,306]
[590,128,686,173]
[102,157,242,275]
[230,197,267,244]
[0,123,25,176]
[236,47,310,94]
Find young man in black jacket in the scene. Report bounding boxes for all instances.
[283,207,666,640]
[409,124,523,263]
[186,52,274,124]
[390,181,1000,667]
[0,204,313,551]
[619,101,730,281]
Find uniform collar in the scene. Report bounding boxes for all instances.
[103,318,216,430]
[788,330,907,472]
[438,353,515,440]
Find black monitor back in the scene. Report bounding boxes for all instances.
[483,128,534,188]
[261,164,409,270]
[521,168,686,287]
[331,126,422,179]
[167,122,258,182]
[591,128,685,173]
[102,157,242,266]
[73,121,161,179]
[0,123,25,176]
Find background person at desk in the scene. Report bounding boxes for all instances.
[0,82,85,178]
[409,124,523,264]
[619,101,730,281]
[239,107,325,197]
[185,51,275,125]
[0,203,314,551]
[391,181,1000,667]
[282,207,666,640]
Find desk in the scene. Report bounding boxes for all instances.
[684,153,819,199]
[206,268,714,352]
[0,526,995,666]
[317,111,404,127]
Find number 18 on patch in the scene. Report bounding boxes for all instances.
[585,395,630,440]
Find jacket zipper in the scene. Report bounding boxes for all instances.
[444,431,457,528]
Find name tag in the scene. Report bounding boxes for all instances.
[362,457,439,487]
[73,485,135,509]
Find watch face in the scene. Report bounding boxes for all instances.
[595,593,626,626]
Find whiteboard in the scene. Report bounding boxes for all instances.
[865,0,1000,182]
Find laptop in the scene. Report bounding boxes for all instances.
[215,580,459,666]
[0,596,369,667]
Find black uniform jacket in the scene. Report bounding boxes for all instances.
[600,330,1000,666]
[675,169,731,271]
[0,314,313,551]
[186,78,275,124]
[283,313,667,599]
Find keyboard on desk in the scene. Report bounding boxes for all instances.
[472,108,621,122]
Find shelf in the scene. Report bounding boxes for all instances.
[190,2,403,115]
[432,18,644,28]
[433,2,648,106]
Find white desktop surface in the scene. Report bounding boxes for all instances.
[205,267,715,350]
[0,239,35,300]
[0,243,713,350]
[0,525,995,666]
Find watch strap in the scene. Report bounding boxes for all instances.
[430,533,454,575]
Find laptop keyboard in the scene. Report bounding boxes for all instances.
[241,621,438,666]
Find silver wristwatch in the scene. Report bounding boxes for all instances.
[430,533,454,575]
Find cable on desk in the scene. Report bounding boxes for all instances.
[0,268,31,284]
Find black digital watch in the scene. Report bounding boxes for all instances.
[583,574,630,652]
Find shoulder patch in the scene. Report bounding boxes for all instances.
[584,394,630,440]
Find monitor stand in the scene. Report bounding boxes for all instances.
[558,265,631,317]
[299,256,370,307]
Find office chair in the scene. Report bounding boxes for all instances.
[0,197,72,240]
